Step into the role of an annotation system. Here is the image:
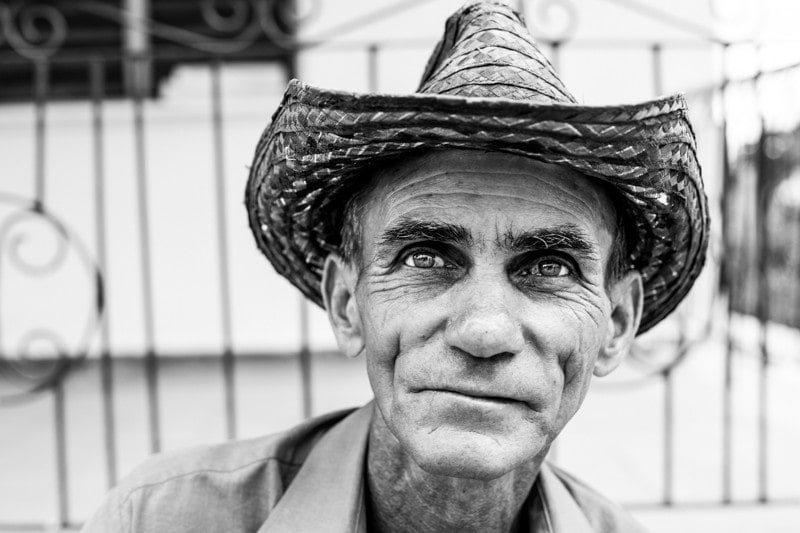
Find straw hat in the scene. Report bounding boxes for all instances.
[245,0,709,334]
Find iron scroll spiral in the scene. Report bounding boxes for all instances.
[0,194,103,406]
[0,1,68,60]
[524,0,578,42]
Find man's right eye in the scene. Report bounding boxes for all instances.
[402,251,446,269]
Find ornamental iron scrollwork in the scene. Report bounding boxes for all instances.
[0,0,320,58]
[0,194,103,406]
[257,0,319,49]
[200,0,319,49]
[189,0,320,53]
[202,0,255,34]
[0,1,68,60]
[73,0,264,55]
[0,0,318,100]
[524,0,578,43]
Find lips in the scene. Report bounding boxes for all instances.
[421,387,525,405]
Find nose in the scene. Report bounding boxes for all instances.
[445,277,525,359]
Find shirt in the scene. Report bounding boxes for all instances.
[82,402,647,532]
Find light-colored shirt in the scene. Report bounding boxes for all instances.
[82,403,646,532]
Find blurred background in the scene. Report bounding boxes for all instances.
[1,0,799,531]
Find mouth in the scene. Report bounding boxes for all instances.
[424,388,523,405]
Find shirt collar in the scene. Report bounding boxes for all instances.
[258,402,593,533]
[258,403,372,533]
[536,461,595,533]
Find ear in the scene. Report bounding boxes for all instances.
[594,270,643,377]
[321,253,365,358]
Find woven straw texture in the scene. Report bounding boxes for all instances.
[245,0,709,334]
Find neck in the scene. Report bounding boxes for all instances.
[366,410,541,533]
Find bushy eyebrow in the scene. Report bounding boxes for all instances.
[376,218,598,261]
[500,224,599,259]
[378,217,473,249]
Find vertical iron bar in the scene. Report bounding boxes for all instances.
[662,367,674,506]
[721,131,734,502]
[280,6,307,420]
[652,42,673,507]
[367,44,379,93]
[53,381,69,527]
[34,60,49,209]
[210,60,237,440]
[91,57,118,487]
[549,41,561,72]
[719,43,734,505]
[35,58,70,526]
[299,298,312,418]
[795,206,800,329]
[284,54,297,81]
[755,114,769,503]
[757,243,769,504]
[651,43,663,96]
[123,0,152,96]
[131,54,161,454]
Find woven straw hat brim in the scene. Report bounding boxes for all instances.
[246,80,709,334]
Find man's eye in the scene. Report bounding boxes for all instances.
[527,258,572,277]
[403,251,446,269]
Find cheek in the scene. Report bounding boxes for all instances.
[526,292,608,359]
[361,290,446,408]
[362,311,400,408]
[528,295,609,426]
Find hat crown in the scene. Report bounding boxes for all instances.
[417,1,577,103]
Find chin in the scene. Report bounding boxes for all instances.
[405,428,543,481]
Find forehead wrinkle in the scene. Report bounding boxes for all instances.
[380,171,613,232]
[361,150,618,259]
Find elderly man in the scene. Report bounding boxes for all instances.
[84,1,707,532]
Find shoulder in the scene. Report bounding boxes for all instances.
[547,463,648,533]
[82,407,356,533]
[122,407,350,488]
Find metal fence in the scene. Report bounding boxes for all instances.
[1,0,800,530]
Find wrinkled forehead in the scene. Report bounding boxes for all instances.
[360,149,619,244]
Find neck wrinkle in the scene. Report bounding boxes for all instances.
[366,408,544,533]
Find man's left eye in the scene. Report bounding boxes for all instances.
[403,251,446,269]
[530,258,572,277]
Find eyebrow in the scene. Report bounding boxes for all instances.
[500,224,599,259]
[379,217,473,249]
[378,218,597,259]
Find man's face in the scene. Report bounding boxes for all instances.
[325,149,640,480]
